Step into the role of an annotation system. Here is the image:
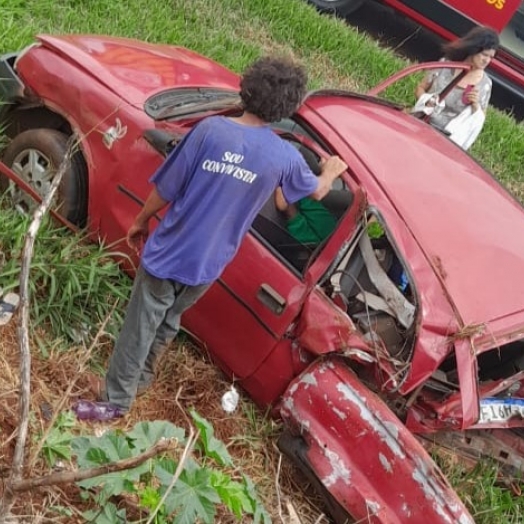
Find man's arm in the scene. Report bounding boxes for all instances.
[127,186,169,253]
[309,155,347,201]
[275,187,298,218]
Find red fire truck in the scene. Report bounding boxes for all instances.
[309,0,524,105]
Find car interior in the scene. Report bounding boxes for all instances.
[320,213,418,371]
[251,138,354,272]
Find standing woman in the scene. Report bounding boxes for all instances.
[414,26,499,150]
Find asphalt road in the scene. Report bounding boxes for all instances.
[343,1,524,119]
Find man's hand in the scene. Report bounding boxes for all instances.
[126,187,169,255]
[127,219,149,255]
[320,155,348,178]
[311,155,348,201]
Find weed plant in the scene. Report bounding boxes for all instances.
[1,0,523,521]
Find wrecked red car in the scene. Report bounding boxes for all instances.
[2,35,524,523]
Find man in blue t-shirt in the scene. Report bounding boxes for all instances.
[85,56,347,419]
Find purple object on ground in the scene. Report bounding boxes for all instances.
[73,400,125,421]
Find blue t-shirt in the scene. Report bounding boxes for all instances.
[141,116,318,285]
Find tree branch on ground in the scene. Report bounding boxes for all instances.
[0,137,77,522]
[9,438,177,493]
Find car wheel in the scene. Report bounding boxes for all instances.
[1,129,88,226]
[307,0,365,16]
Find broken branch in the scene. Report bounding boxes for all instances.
[9,439,175,493]
[0,138,77,522]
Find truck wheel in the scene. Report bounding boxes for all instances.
[1,129,88,226]
[308,0,365,16]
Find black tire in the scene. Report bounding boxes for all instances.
[1,128,88,226]
[308,0,365,16]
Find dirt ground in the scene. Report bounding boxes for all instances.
[0,318,331,523]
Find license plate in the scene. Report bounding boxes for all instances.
[478,398,524,423]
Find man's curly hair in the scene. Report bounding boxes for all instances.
[239,56,308,123]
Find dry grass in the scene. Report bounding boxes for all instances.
[0,315,331,523]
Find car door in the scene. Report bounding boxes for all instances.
[181,228,310,402]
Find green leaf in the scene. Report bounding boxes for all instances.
[154,457,179,486]
[73,430,148,498]
[244,476,272,524]
[56,410,77,429]
[50,505,74,517]
[127,420,186,453]
[82,502,127,524]
[84,446,110,466]
[73,431,134,468]
[77,469,141,498]
[210,470,254,518]
[190,410,233,466]
[139,485,162,511]
[41,427,73,465]
[163,462,220,524]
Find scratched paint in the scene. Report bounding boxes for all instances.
[401,502,412,517]
[300,373,318,388]
[335,378,474,523]
[332,407,347,420]
[384,420,400,440]
[366,500,381,516]
[336,382,406,459]
[322,446,352,487]
[379,453,393,473]
[342,348,375,363]
[280,360,475,522]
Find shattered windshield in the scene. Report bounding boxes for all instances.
[145,88,240,120]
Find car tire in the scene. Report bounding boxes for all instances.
[1,128,88,226]
[307,0,365,16]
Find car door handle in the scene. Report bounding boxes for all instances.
[257,284,286,315]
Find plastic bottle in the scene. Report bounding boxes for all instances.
[73,400,125,421]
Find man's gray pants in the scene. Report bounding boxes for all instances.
[105,265,211,411]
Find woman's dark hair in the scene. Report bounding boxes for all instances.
[442,26,500,61]
[239,56,308,123]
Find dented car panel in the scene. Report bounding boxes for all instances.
[5,35,524,522]
[280,359,474,524]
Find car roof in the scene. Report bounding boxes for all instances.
[35,34,240,105]
[303,94,524,327]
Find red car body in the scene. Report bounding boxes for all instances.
[2,34,524,522]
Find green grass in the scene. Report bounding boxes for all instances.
[0,0,522,194]
[1,0,524,521]
[0,200,132,350]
